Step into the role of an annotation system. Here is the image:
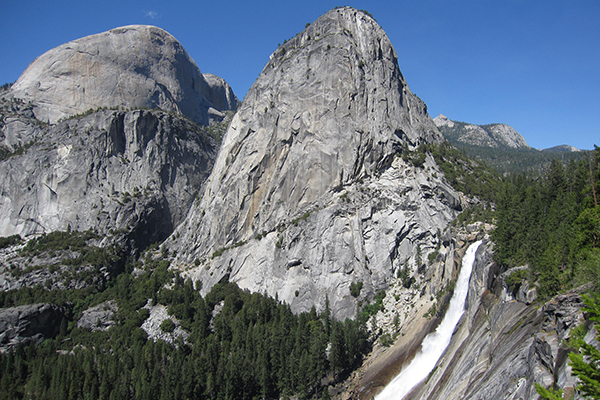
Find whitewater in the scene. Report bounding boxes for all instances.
[376,240,482,400]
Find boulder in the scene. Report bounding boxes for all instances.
[77,300,117,331]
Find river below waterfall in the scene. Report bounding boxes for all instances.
[376,240,482,400]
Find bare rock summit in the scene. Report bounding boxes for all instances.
[0,25,236,250]
[10,25,238,125]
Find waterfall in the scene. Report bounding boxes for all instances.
[376,240,482,400]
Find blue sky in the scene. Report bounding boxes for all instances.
[1,1,598,150]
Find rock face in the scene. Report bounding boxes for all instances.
[434,114,530,149]
[169,7,460,319]
[432,114,455,129]
[77,300,117,331]
[0,103,217,251]
[203,73,240,114]
[340,232,590,400]
[10,25,238,125]
[0,25,243,251]
[0,303,65,348]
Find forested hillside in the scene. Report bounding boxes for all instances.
[436,116,586,175]
[490,147,600,398]
[492,152,600,299]
[448,143,586,176]
[411,142,600,301]
[0,253,369,399]
[431,143,600,399]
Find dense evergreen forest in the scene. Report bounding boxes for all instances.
[426,141,600,300]
[492,149,600,299]
[447,143,600,399]
[2,142,600,399]
[0,255,369,399]
[450,143,585,176]
[491,145,600,399]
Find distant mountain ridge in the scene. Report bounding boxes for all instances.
[543,144,582,152]
[433,114,531,150]
[434,114,584,174]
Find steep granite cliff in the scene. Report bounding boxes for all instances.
[0,105,217,251]
[0,25,242,253]
[169,7,461,319]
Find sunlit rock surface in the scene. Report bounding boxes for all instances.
[169,7,461,319]
[10,25,237,125]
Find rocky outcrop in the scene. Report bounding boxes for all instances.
[434,114,530,149]
[0,303,65,348]
[169,7,460,320]
[203,73,240,116]
[10,25,238,125]
[77,300,117,331]
[432,114,455,129]
[141,303,189,344]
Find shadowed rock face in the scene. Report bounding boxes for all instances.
[203,73,240,114]
[10,25,237,125]
[0,303,65,348]
[0,106,217,252]
[169,7,459,319]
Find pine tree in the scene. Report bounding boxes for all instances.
[568,294,600,398]
[329,321,346,374]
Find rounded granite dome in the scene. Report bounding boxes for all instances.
[11,25,229,125]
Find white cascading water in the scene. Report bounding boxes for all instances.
[376,240,482,400]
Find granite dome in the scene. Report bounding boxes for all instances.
[11,25,237,125]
